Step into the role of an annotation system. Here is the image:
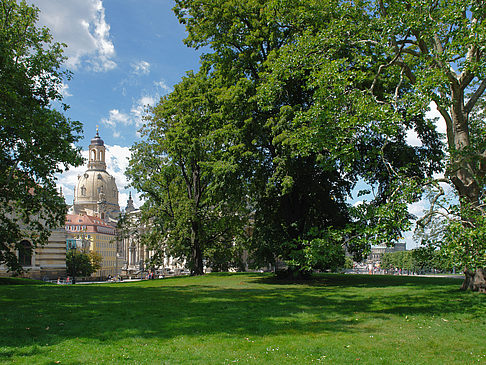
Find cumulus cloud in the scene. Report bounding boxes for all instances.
[131,60,151,75]
[57,82,72,98]
[101,93,160,136]
[154,79,173,94]
[101,109,131,128]
[29,0,116,72]
[100,77,174,137]
[131,95,157,127]
[56,145,141,209]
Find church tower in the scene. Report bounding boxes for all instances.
[125,192,136,213]
[88,127,107,170]
[73,128,120,221]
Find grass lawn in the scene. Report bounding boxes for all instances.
[0,273,484,364]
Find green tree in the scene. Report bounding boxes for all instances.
[246,0,485,288]
[88,250,103,273]
[0,0,83,273]
[66,250,96,279]
[127,71,248,275]
[174,0,354,274]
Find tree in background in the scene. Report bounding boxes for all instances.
[88,251,103,274]
[66,250,96,280]
[0,0,83,273]
[127,71,249,275]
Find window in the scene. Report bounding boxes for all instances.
[18,240,32,266]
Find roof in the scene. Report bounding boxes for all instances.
[65,214,112,227]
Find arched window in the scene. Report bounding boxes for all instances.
[91,149,96,161]
[99,150,104,161]
[18,240,32,267]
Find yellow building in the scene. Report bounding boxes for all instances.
[65,214,117,278]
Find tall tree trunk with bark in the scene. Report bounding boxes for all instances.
[190,220,204,275]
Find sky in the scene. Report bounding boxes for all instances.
[28,0,203,210]
[28,0,449,249]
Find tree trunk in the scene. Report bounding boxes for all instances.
[190,221,204,276]
[461,268,486,292]
[449,87,481,205]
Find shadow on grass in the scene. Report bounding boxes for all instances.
[257,272,463,288]
[0,273,483,360]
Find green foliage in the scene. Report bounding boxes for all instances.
[0,0,83,273]
[127,71,248,275]
[88,250,103,273]
[287,228,345,273]
[174,0,355,273]
[66,250,99,278]
[440,202,486,271]
[381,248,454,273]
[170,0,486,276]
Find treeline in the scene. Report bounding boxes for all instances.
[381,248,454,275]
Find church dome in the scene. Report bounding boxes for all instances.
[90,133,104,146]
[72,129,120,219]
[75,170,119,209]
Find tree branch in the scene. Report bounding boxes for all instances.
[465,78,486,114]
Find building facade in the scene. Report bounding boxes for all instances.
[0,229,67,280]
[65,213,118,278]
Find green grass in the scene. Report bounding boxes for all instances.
[0,273,484,364]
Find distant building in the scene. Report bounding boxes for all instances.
[65,213,117,278]
[71,129,120,222]
[367,242,406,265]
[117,194,186,277]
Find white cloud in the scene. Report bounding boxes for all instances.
[154,79,172,94]
[58,82,72,97]
[29,0,116,72]
[101,109,131,128]
[131,95,157,127]
[101,94,159,135]
[406,129,422,147]
[131,60,151,75]
[426,102,447,138]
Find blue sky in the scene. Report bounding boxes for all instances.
[28,0,203,209]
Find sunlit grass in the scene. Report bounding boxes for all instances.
[0,273,484,364]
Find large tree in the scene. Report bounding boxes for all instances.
[258,0,486,288]
[174,0,358,274]
[127,71,248,275]
[0,0,83,273]
[173,0,485,283]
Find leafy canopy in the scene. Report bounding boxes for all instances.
[0,0,83,272]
